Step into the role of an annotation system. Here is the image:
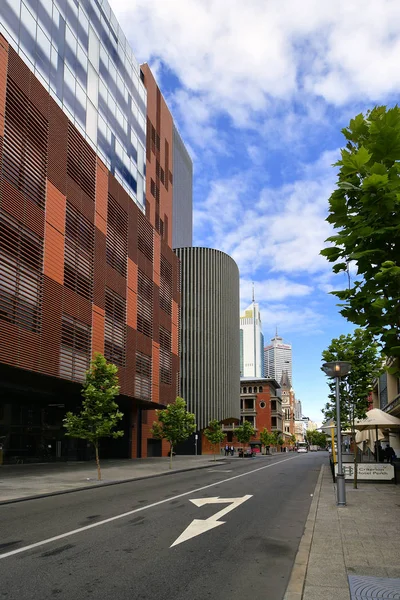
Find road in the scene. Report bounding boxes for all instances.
[0,452,327,600]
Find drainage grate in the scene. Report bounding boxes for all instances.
[348,575,400,599]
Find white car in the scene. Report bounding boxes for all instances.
[297,445,308,453]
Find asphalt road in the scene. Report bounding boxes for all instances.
[0,452,327,600]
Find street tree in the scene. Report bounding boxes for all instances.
[277,435,284,450]
[305,430,328,448]
[204,419,226,461]
[289,434,297,447]
[322,328,382,487]
[234,420,256,456]
[63,353,123,481]
[151,397,196,469]
[260,428,273,454]
[320,106,400,371]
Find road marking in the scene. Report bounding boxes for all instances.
[171,495,252,547]
[0,455,298,560]
[208,469,232,472]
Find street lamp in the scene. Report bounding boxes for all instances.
[321,361,352,507]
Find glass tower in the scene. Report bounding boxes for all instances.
[0,0,147,209]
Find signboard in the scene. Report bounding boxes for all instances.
[335,463,394,480]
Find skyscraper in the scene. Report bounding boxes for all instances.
[240,291,264,378]
[264,331,292,385]
[175,247,240,452]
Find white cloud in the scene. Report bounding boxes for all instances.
[194,149,338,278]
[110,0,400,143]
[257,303,324,335]
[241,277,313,303]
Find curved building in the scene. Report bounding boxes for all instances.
[175,247,240,430]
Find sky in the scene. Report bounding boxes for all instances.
[109,0,399,423]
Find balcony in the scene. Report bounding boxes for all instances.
[241,407,257,415]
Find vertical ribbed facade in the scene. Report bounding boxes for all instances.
[172,125,193,248]
[175,247,240,429]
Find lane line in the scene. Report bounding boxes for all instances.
[0,455,298,560]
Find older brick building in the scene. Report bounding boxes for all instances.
[0,38,180,462]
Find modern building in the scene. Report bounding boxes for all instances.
[175,247,240,453]
[0,0,186,462]
[371,357,400,454]
[295,399,303,421]
[240,295,264,378]
[172,124,193,248]
[264,331,292,385]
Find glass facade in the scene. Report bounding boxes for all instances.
[0,0,147,209]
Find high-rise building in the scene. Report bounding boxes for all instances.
[240,295,264,378]
[264,331,292,385]
[0,0,189,462]
[175,247,240,452]
[172,124,193,248]
[295,399,303,420]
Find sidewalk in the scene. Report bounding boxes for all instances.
[285,465,400,600]
[0,455,233,503]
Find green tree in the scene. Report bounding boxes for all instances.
[322,328,382,487]
[305,430,328,448]
[289,434,297,446]
[260,428,273,454]
[204,419,226,461]
[151,397,196,469]
[269,431,279,448]
[277,435,284,449]
[321,106,400,371]
[63,353,123,481]
[234,420,256,456]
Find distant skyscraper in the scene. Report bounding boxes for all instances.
[295,399,303,420]
[264,331,292,384]
[240,289,264,378]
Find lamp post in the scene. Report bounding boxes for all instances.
[321,361,352,507]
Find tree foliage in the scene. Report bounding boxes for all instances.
[322,329,382,487]
[204,419,226,461]
[305,430,328,448]
[259,428,273,448]
[151,397,196,468]
[63,353,123,480]
[234,420,256,454]
[321,106,400,370]
[322,329,381,427]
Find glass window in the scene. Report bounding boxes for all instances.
[87,27,99,70]
[20,3,37,63]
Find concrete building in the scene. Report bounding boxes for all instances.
[371,357,400,454]
[172,124,193,248]
[264,331,292,385]
[240,296,264,378]
[175,247,240,453]
[0,0,188,462]
[295,399,303,420]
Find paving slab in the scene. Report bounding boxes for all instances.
[284,463,400,600]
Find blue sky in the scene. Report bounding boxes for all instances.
[109,0,399,423]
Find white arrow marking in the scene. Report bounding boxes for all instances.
[170,495,252,547]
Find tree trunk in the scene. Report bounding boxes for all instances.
[94,442,101,481]
[169,444,173,469]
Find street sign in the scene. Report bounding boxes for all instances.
[170,495,252,547]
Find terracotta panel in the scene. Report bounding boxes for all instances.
[46,180,66,234]
[17,329,40,372]
[172,302,179,356]
[153,232,160,286]
[127,258,138,292]
[40,276,63,376]
[0,321,18,366]
[152,342,160,404]
[23,196,45,238]
[44,222,64,285]
[0,36,8,131]
[92,307,105,356]
[127,288,137,330]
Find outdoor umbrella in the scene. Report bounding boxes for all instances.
[355,428,385,452]
[354,409,400,462]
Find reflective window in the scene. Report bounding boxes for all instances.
[0,0,147,208]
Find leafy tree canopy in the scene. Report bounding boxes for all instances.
[63,353,123,480]
[234,420,256,446]
[151,397,196,467]
[204,419,226,447]
[322,329,382,427]
[321,106,400,369]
